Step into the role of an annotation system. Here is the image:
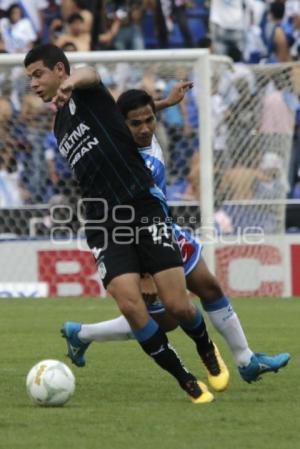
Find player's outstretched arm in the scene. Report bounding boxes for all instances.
[53,66,101,108]
[154,80,193,111]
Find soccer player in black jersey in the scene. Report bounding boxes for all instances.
[24,43,215,403]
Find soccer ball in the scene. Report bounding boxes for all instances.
[26,359,75,406]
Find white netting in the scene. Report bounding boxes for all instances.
[211,59,299,236]
[208,59,299,297]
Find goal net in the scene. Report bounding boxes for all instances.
[0,50,297,297]
[210,57,299,297]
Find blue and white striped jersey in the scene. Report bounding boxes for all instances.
[139,135,167,196]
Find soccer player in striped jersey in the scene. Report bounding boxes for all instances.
[62,84,290,386]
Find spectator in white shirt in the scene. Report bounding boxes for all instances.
[0,3,37,53]
[18,0,48,36]
[0,96,23,207]
[0,147,23,207]
[210,0,253,59]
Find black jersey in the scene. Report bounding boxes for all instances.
[54,81,154,219]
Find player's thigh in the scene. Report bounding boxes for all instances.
[152,266,189,313]
[90,237,150,327]
[138,225,183,275]
[135,192,190,314]
[92,236,140,290]
[186,258,223,302]
[138,241,189,312]
[135,191,183,276]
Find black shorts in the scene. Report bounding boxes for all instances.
[86,188,183,288]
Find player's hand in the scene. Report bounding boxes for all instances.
[52,79,74,108]
[166,81,193,107]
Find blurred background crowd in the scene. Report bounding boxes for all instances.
[0,0,300,235]
[0,0,300,59]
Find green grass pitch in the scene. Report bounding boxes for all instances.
[0,296,299,449]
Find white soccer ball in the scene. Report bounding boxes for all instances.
[26,359,75,406]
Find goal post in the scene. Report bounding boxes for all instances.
[0,49,214,297]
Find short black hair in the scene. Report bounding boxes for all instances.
[67,12,84,24]
[24,43,70,75]
[7,3,22,19]
[117,89,155,118]
[74,0,89,8]
[270,1,285,19]
[227,43,242,62]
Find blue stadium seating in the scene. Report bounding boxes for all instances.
[142,6,209,49]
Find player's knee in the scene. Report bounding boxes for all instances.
[159,286,187,308]
[106,283,119,300]
[109,288,143,318]
[118,297,141,318]
[164,300,193,321]
[152,313,178,332]
[107,278,136,300]
[201,279,224,303]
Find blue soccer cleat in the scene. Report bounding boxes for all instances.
[61,321,90,367]
[239,352,291,383]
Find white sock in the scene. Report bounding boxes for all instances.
[206,306,253,368]
[78,315,134,343]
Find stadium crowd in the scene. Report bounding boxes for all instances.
[0,0,299,233]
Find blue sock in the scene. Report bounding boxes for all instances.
[201,295,231,313]
[132,318,159,342]
[179,307,213,353]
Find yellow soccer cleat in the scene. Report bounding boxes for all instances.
[200,343,230,392]
[184,380,214,404]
